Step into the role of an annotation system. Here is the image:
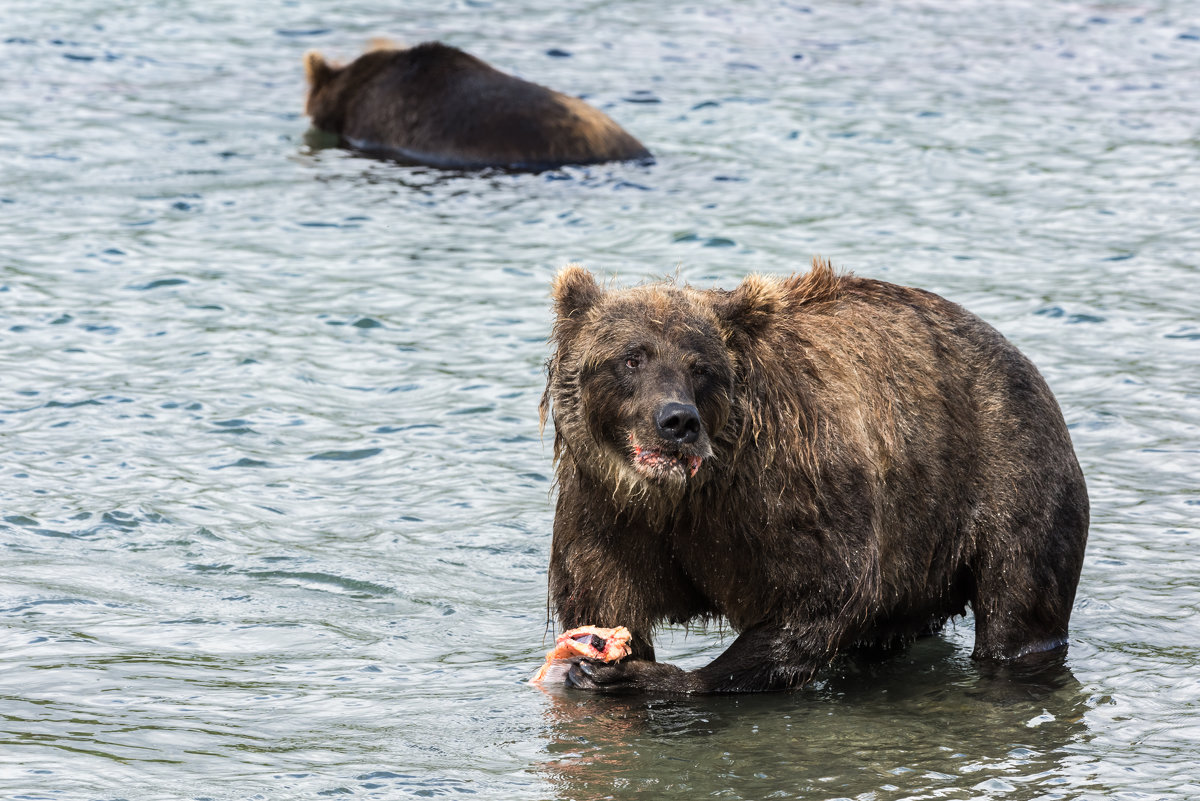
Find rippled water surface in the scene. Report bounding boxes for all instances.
[2,0,1199,798]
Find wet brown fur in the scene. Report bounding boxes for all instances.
[541,258,1089,693]
[303,41,651,170]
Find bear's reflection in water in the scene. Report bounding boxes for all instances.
[536,636,1099,800]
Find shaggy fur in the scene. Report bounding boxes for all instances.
[303,41,651,170]
[541,258,1089,693]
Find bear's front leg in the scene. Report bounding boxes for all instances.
[565,623,832,694]
[565,657,693,693]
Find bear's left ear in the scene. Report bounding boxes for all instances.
[712,274,781,342]
[551,264,602,324]
[303,50,335,89]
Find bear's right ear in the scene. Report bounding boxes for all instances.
[366,37,404,52]
[551,264,602,325]
[712,274,781,342]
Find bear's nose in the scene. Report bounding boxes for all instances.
[655,402,701,444]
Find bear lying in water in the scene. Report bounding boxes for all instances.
[540,258,1089,693]
[302,41,652,170]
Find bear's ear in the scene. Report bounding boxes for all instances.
[551,264,602,324]
[366,37,403,52]
[303,50,335,89]
[713,274,781,342]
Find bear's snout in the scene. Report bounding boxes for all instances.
[655,402,702,444]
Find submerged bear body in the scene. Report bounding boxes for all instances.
[541,258,1089,693]
[303,42,652,170]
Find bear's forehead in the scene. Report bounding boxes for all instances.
[595,286,715,326]
[584,289,724,354]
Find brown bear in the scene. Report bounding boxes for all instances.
[540,258,1089,693]
[302,41,652,170]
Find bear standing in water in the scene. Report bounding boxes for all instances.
[541,258,1089,693]
[302,41,652,170]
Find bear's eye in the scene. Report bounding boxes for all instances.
[625,356,641,370]
[692,364,710,379]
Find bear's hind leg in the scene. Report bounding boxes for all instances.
[970,485,1088,662]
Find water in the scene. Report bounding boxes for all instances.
[2,0,1198,798]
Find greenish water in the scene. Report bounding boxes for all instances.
[2,1,1198,798]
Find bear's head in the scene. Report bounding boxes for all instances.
[302,50,340,126]
[543,265,796,505]
[302,40,404,136]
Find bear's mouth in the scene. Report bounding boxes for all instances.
[628,434,703,479]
